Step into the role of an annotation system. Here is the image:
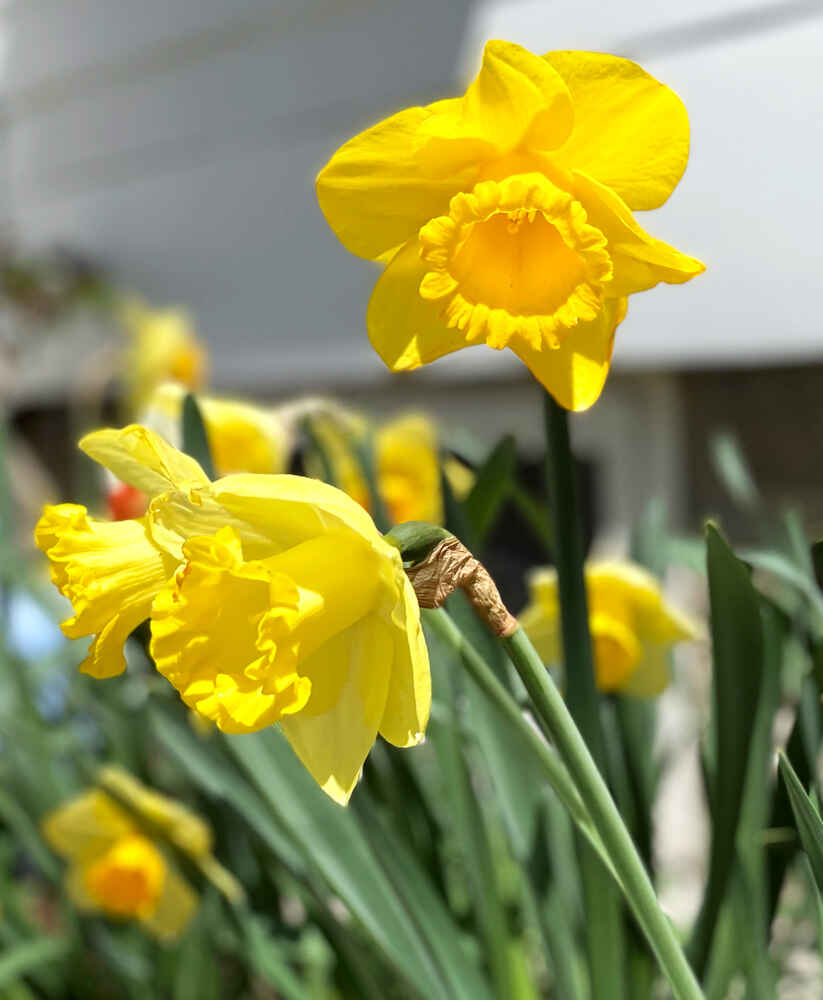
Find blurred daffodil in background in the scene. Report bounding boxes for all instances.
[520,561,699,695]
[318,39,704,410]
[121,299,208,411]
[306,408,472,525]
[35,425,430,804]
[43,766,239,940]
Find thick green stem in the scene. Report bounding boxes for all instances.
[544,394,624,998]
[542,394,603,763]
[503,626,704,1000]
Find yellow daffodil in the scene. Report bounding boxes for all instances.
[35,425,430,804]
[143,383,289,476]
[43,776,204,939]
[317,40,704,410]
[308,409,472,526]
[122,299,208,411]
[520,561,699,695]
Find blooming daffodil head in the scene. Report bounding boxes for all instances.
[520,560,699,695]
[42,777,204,940]
[317,40,704,411]
[35,425,430,804]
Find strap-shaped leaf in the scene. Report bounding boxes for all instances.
[778,751,823,893]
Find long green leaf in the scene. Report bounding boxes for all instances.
[462,435,517,549]
[226,727,491,1000]
[0,938,69,989]
[181,393,215,479]
[778,752,823,892]
[688,524,764,977]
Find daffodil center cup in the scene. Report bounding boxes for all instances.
[418,173,612,350]
[83,834,166,917]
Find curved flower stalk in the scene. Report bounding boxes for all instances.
[42,766,239,940]
[318,40,704,410]
[520,561,700,695]
[35,425,430,804]
[121,299,209,411]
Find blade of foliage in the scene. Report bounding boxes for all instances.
[226,727,491,1000]
[181,393,215,479]
[778,751,823,893]
[740,548,823,630]
[462,435,517,550]
[234,914,306,1000]
[688,524,764,977]
[709,431,760,513]
[0,937,69,990]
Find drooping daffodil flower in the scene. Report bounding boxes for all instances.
[42,766,240,940]
[519,561,700,695]
[317,40,704,410]
[35,425,430,804]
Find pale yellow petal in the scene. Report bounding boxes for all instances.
[42,790,135,863]
[573,171,704,296]
[376,414,443,525]
[210,473,382,552]
[621,643,671,698]
[546,51,690,210]
[379,574,431,748]
[316,106,477,261]
[280,615,393,805]
[423,39,573,154]
[80,425,209,497]
[509,297,627,411]
[140,864,198,942]
[367,239,471,373]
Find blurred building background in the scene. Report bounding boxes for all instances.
[2,0,823,546]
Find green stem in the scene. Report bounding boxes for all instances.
[503,626,704,1000]
[542,394,603,763]
[544,394,624,998]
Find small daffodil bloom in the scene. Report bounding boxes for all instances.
[43,783,198,940]
[35,425,430,804]
[309,409,472,526]
[143,383,289,476]
[520,561,699,695]
[317,40,704,410]
[121,299,208,411]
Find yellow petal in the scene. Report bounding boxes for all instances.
[210,473,382,552]
[424,39,573,154]
[518,568,561,666]
[589,612,642,692]
[42,790,135,863]
[80,425,209,497]
[621,644,671,698]
[545,51,690,211]
[573,171,705,296]
[376,414,443,525]
[82,834,167,920]
[509,297,627,411]
[367,239,471,372]
[34,504,173,678]
[379,574,431,748]
[316,106,476,261]
[280,614,393,805]
[140,863,198,942]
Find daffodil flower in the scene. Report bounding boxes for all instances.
[35,425,430,804]
[308,409,473,526]
[519,561,699,695]
[43,774,207,940]
[317,40,704,410]
[141,383,289,477]
[121,299,208,411]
